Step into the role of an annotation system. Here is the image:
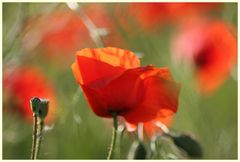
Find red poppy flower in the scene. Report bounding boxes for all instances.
[127,3,222,30]
[71,47,180,125]
[126,115,172,139]
[172,20,237,94]
[3,67,57,123]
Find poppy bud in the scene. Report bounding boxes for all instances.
[30,97,41,116]
[128,141,147,159]
[171,134,203,158]
[30,97,49,119]
[38,99,49,120]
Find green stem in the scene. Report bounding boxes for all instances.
[107,113,118,160]
[35,119,44,159]
[31,115,37,159]
[118,125,125,159]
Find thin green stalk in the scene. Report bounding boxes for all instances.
[35,119,44,159]
[107,113,118,160]
[117,125,125,159]
[31,115,38,159]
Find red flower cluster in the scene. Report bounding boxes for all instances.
[127,3,222,30]
[23,4,124,60]
[3,67,57,123]
[71,47,180,127]
[172,20,237,94]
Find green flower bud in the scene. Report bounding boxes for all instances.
[30,97,41,116]
[30,97,49,119]
[38,99,49,119]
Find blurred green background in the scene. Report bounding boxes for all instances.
[2,3,237,159]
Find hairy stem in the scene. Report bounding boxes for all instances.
[107,113,118,160]
[31,116,38,159]
[35,119,44,159]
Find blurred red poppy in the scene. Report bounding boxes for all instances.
[39,11,86,57]
[127,3,222,30]
[3,67,57,123]
[172,20,237,94]
[22,4,124,60]
[71,47,180,125]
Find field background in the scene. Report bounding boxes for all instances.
[2,3,237,159]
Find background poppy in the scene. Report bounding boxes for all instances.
[3,67,58,123]
[171,19,237,94]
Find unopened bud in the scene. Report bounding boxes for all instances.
[171,134,203,158]
[38,99,49,119]
[30,97,49,119]
[30,97,41,116]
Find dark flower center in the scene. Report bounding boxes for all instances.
[194,46,212,69]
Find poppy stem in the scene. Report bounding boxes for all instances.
[31,117,45,159]
[117,125,125,159]
[35,119,44,159]
[31,115,38,159]
[107,112,118,160]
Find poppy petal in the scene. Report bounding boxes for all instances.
[94,67,146,114]
[124,68,180,124]
[74,47,140,85]
[76,55,125,85]
[81,67,151,117]
[125,121,137,132]
[125,114,172,138]
[76,47,140,68]
[71,62,82,84]
[81,85,109,117]
[144,115,172,138]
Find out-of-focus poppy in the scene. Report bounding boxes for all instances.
[126,3,222,30]
[71,47,180,125]
[22,4,125,61]
[172,20,237,94]
[3,67,57,123]
[22,11,84,58]
[39,11,86,57]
